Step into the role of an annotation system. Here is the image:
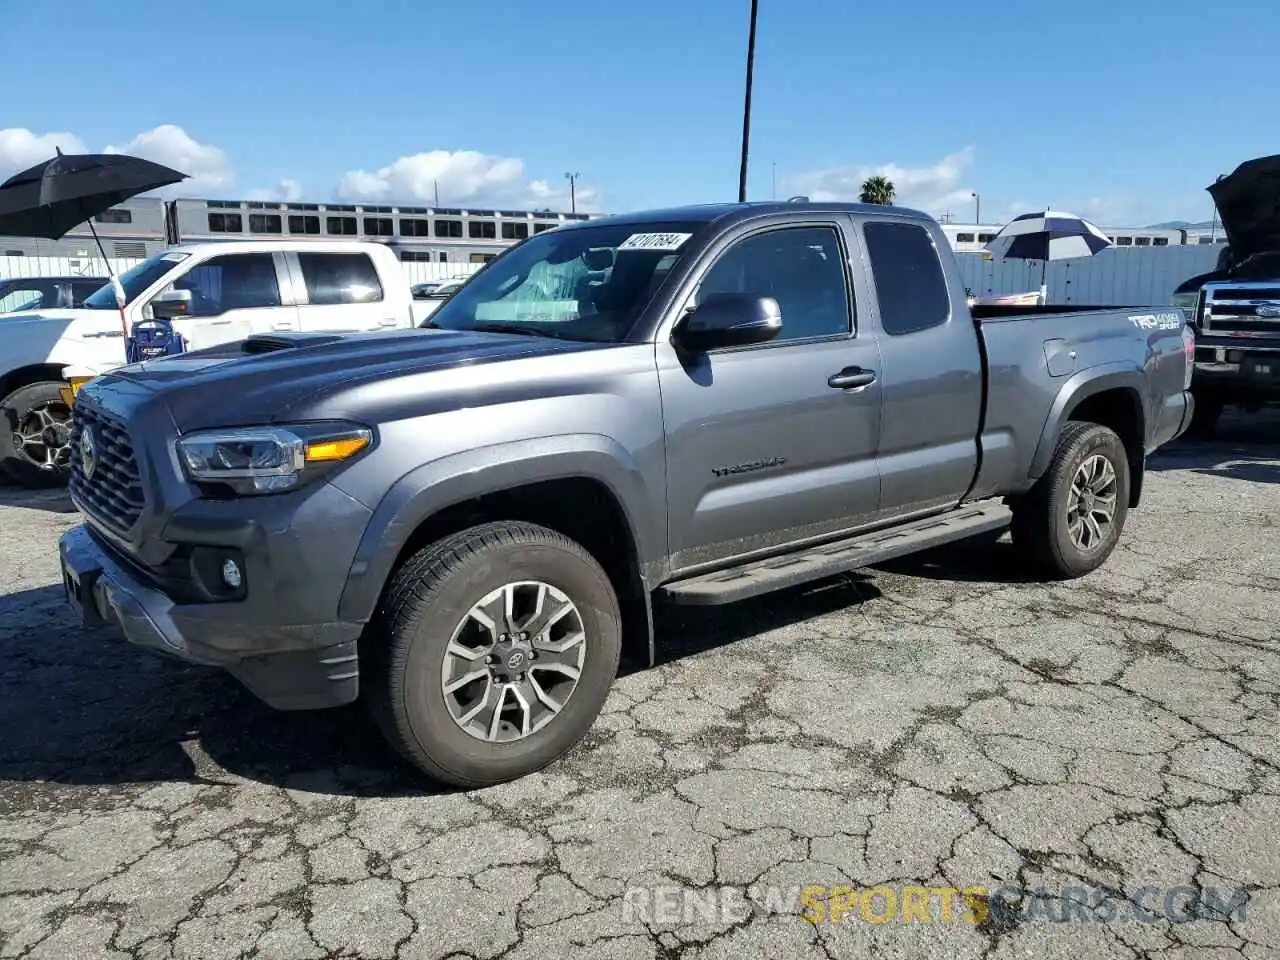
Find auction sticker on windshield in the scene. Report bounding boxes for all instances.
[619,232,693,251]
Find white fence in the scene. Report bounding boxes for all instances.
[955,245,1220,305]
[4,244,1222,307]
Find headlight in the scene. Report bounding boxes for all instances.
[176,422,372,495]
[1171,291,1199,311]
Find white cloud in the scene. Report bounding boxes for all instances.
[247,178,304,202]
[0,128,88,181]
[0,123,236,199]
[785,147,978,217]
[105,124,234,196]
[335,149,602,212]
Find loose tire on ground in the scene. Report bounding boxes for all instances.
[365,520,622,788]
[0,381,73,490]
[1010,421,1130,579]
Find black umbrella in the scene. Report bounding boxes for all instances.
[0,148,187,241]
[0,149,186,331]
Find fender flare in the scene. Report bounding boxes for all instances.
[1028,364,1150,480]
[336,433,660,624]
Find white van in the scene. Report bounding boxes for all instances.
[0,239,421,487]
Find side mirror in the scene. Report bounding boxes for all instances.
[673,293,782,352]
[150,287,192,320]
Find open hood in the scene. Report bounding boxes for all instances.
[1208,154,1280,258]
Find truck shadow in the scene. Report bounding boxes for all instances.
[1146,413,1279,485]
[0,483,79,515]
[0,576,886,798]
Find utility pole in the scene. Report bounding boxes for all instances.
[433,179,440,206]
[737,0,759,203]
[565,171,579,214]
[971,191,980,224]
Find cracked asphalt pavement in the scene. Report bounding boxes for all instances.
[2,414,1278,959]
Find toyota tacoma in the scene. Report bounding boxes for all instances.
[58,201,1196,787]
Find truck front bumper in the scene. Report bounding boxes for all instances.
[58,524,363,710]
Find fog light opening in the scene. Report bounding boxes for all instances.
[221,558,244,591]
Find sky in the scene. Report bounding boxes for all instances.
[1,0,1277,227]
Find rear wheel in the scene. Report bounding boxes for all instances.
[366,521,622,788]
[0,382,73,489]
[1010,422,1129,579]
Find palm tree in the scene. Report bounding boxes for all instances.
[859,176,896,205]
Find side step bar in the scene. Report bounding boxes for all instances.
[660,501,1012,606]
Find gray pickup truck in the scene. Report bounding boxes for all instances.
[58,201,1196,786]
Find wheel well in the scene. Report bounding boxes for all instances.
[390,477,651,666]
[1067,387,1145,507]
[0,364,66,405]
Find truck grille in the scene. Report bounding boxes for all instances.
[1200,282,1280,339]
[68,404,145,533]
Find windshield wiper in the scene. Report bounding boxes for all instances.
[468,322,576,341]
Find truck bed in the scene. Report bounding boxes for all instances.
[965,303,1191,502]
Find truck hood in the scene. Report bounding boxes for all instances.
[100,328,613,430]
[1208,154,1280,258]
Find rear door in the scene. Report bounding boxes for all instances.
[856,218,983,522]
[288,251,405,333]
[656,220,884,574]
[160,251,299,349]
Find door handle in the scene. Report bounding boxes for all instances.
[828,366,877,389]
[209,319,232,326]
[273,322,294,330]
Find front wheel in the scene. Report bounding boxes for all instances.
[1010,422,1130,579]
[366,521,622,788]
[0,382,74,489]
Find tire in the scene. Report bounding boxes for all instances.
[366,520,622,788]
[0,381,74,489]
[1009,422,1130,579]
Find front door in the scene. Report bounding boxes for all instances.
[656,222,884,574]
[163,251,299,349]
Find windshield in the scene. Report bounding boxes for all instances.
[428,221,706,342]
[82,251,190,309]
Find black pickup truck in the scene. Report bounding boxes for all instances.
[1171,154,1280,435]
[59,201,1195,786]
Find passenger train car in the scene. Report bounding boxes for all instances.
[0,196,1221,263]
[940,222,1197,254]
[0,196,595,263]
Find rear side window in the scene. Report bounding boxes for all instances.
[298,253,385,305]
[863,221,950,336]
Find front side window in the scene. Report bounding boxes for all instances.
[82,252,190,309]
[694,225,852,342]
[172,253,282,316]
[429,220,706,343]
[298,253,385,305]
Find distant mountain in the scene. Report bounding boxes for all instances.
[1146,220,1216,230]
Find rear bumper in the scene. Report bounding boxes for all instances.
[58,524,362,710]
